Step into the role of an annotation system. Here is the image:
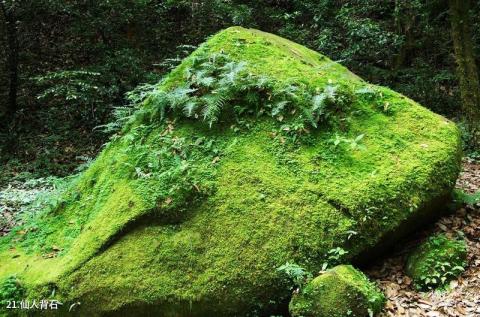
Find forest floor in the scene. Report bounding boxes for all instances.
[368,159,480,317]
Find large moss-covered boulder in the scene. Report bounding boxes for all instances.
[289,265,385,317]
[0,27,461,316]
[406,233,467,290]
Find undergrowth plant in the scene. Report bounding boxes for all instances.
[33,70,115,128]
[277,262,313,291]
[0,177,69,231]
[102,52,355,141]
[453,189,480,206]
[0,174,78,257]
[355,85,393,115]
[406,233,467,291]
[321,247,349,271]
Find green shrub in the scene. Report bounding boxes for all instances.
[406,233,467,291]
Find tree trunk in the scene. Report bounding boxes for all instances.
[449,0,480,143]
[393,0,416,70]
[0,0,18,121]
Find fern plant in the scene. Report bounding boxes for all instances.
[105,52,355,139]
[277,262,312,290]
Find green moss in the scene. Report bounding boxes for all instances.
[406,233,467,291]
[289,265,385,317]
[0,27,462,315]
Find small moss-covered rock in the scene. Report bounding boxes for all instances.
[406,233,467,290]
[289,265,385,317]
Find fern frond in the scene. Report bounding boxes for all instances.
[274,84,298,100]
[312,94,326,111]
[245,91,260,105]
[254,76,272,90]
[221,61,247,83]
[168,86,196,110]
[149,92,170,121]
[272,100,289,116]
[323,85,337,101]
[202,94,226,125]
[196,74,215,87]
[183,101,198,117]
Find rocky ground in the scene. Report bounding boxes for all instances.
[367,159,480,317]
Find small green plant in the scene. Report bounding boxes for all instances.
[406,233,467,291]
[417,261,465,290]
[33,69,120,131]
[453,189,480,206]
[156,44,198,71]
[360,206,379,223]
[277,262,312,290]
[356,85,394,115]
[34,70,101,103]
[329,133,366,151]
[458,120,480,153]
[0,276,25,308]
[321,247,349,270]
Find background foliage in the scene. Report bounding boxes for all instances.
[1,0,479,183]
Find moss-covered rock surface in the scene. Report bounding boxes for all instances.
[406,233,467,291]
[0,27,461,316]
[289,265,385,317]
